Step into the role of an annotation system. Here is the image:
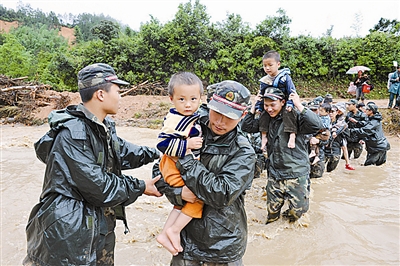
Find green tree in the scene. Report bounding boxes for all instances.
[370,18,400,36]
[46,51,78,91]
[254,8,291,44]
[91,20,120,43]
[73,25,83,44]
[10,24,68,55]
[161,0,212,76]
[73,13,118,41]
[0,34,33,77]
[135,17,168,82]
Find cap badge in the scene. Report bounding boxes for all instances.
[226,91,234,101]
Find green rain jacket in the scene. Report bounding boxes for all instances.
[266,108,322,181]
[350,112,390,153]
[154,116,256,263]
[242,108,322,181]
[24,104,159,265]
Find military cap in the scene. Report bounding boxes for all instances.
[78,63,129,90]
[207,80,251,119]
[261,87,286,101]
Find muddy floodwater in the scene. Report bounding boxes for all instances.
[1,124,399,265]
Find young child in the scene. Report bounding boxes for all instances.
[255,50,298,150]
[309,102,331,165]
[156,72,204,255]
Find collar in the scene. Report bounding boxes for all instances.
[77,104,108,132]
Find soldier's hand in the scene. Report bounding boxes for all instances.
[144,175,162,197]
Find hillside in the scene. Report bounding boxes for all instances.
[0,19,75,45]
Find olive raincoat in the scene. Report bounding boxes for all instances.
[24,104,160,265]
[155,117,256,263]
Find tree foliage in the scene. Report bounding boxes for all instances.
[0,1,399,97]
[370,18,400,36]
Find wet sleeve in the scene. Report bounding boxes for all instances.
[298,109,323,135]
[54,129,146,207]
[177,144,255,208]
[119,137,160,170]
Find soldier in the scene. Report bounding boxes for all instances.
[350,102,390,166]
[154,80,256,265]
[345,99,368,159]
[23,63,162,265]
[242,88,322,223]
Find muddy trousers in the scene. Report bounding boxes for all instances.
[310,157,325,179]
[364,150,387,166]
[171,253,243,266]
[325,154,340,172]
[347,142,363,159]
[266,175,310,223]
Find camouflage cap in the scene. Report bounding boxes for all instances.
[365,102,378,113]
[207,80,251,119]
[261,87,285,101]
[308,103,319,110]
[78,63,129,90]
[206,83,218,103]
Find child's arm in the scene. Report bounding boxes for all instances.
[186,137,203,153]
[284,75,296,109]
[274,69,296,109]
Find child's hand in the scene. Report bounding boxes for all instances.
[289,91,300,104]
[289,91,302,111]
[286,106,292,112]
[187,136,203,150]
[310,137,320,145]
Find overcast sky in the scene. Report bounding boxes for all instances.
[1,0,399,38]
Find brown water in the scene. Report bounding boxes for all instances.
[1,125,399,265]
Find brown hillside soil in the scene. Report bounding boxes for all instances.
[57,26,75,45]
[0,20,19,32]
[0,19,75,44]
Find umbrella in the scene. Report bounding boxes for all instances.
[346,66,371,74]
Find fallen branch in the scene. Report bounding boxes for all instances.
[120,80,149,97]
[10,76,29,82]
[1,84,51,92]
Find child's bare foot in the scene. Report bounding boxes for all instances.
[288,139,295,148]
[166,227,183,253]
[288,133,296,148]
[156,233,178,256]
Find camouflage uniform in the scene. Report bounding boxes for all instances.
[244,88,323,224]
[325,153,341,172]
[347,142,363,159]
[307,134,327,179]
[309,155,325,178]
[266,175,310,223]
